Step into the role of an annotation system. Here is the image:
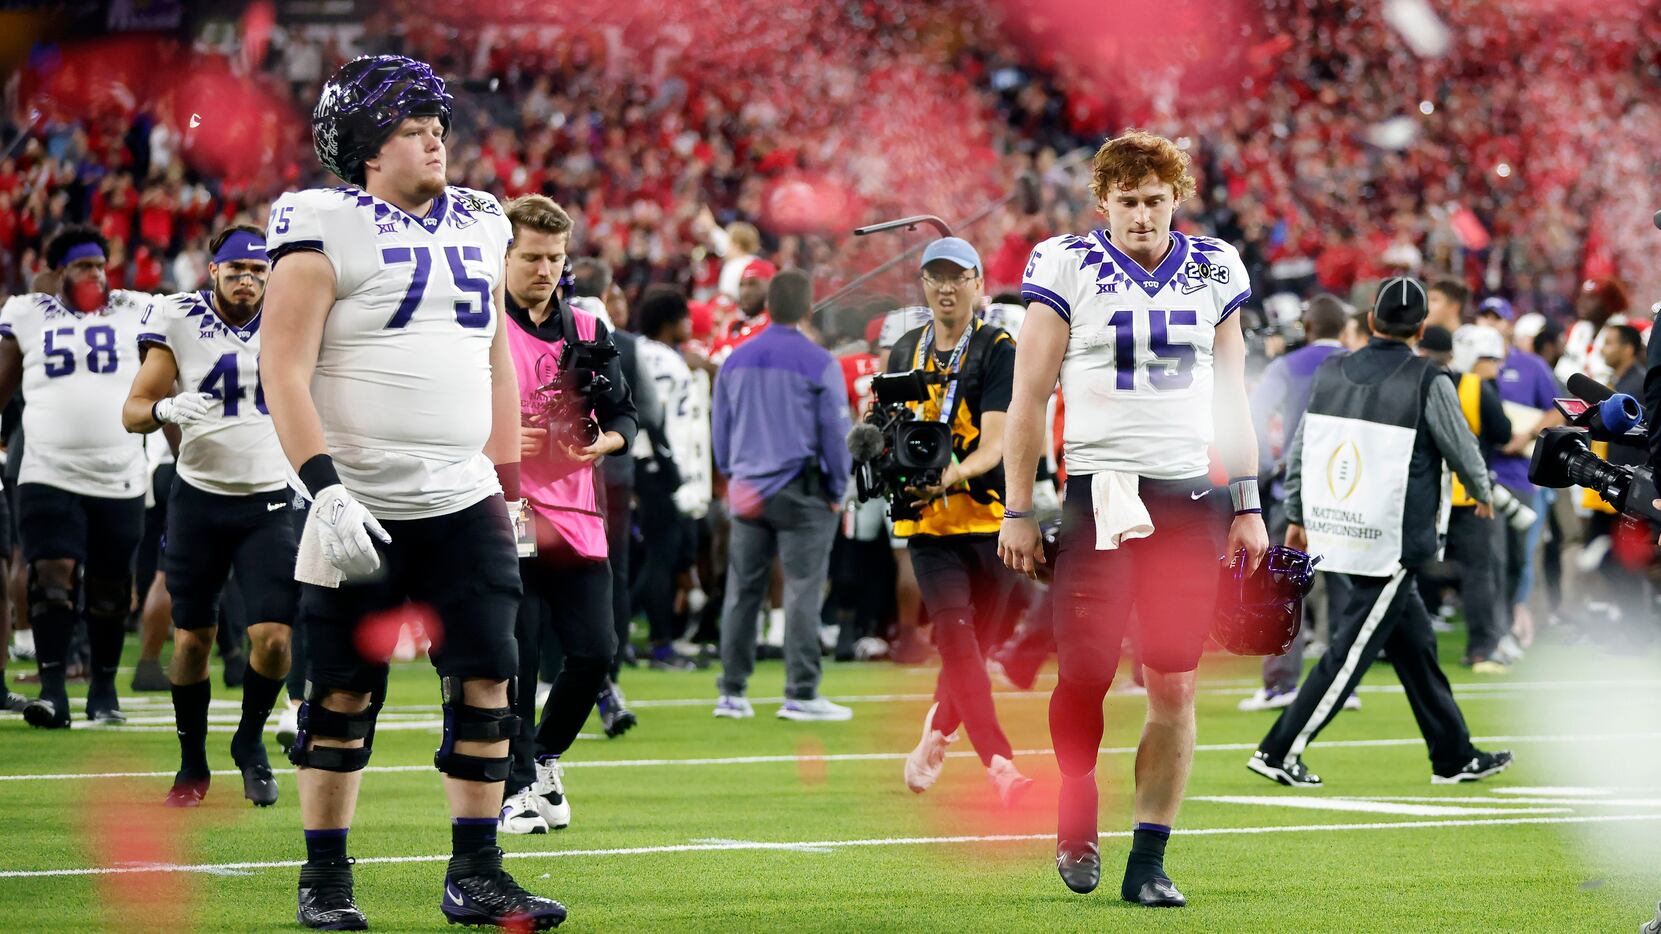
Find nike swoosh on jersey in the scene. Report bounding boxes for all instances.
[267,502,287,512]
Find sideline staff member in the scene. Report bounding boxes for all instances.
[1249,277,1514,788]
[890,238,1032,807]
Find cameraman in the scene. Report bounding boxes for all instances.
[498,196,637,833]
[887,238,1031,805]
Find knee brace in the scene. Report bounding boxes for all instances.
[83,574,131,623]
[27,565,76,621]
[289,679,384,773]
[433,676,520,783]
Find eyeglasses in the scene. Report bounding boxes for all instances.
[921,270,979,289]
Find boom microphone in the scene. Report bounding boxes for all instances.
[1566,372,1614,406]
[847,423,886,462]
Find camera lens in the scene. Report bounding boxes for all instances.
[905,432,941,463]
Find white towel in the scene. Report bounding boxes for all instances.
[295,507,345,589]
[1090,472,1155,551]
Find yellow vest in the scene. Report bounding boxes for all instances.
[890,322,1012,538]
[1450,373,1482,507]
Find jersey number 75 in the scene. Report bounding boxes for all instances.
[380,245,493,330]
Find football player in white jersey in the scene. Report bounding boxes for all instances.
[0,225,148,729]
[122,224,296,809]
[998,132,1268,906]
[632,286,714,665]
[260,56,563,930]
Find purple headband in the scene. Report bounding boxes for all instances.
[60,242,105,268]
[213,229,268,266]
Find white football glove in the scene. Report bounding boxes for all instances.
[154,391,215,426]
[311,484,391,579]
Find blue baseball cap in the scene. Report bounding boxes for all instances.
[919,237,982,275]
[1477,296,1514,321]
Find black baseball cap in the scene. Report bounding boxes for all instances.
[1372,276,1429,329]
[1419,324,1454,354]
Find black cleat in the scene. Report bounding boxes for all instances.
[1123,875,1187,908]
[595,682,636,739]
[442,846,566,929]
[242,762,278,807]
[298,858,368,931]
[1246,751,1322,787]
[165,774,211,808]
[1056,841,1101,894]
[1432,749,1514,785]
[130,658,170,692]
[22,698,70,729]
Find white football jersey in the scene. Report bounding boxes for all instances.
[0,291,146,498]
[138,290,287,495]
[636,338,713,517]
[265,185,513,519]
[1022,230,1251,479]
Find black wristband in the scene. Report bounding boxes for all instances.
[150,400,164,424]
[298,453,342,496]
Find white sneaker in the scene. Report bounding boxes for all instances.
[1237,687,1298,712]
[532,759,570,829]
[275,702,299,753]
[777,697,853,721]
[499,787,550,835]
[1343,692,1362,711]
[713,695,754,719]
[903,703,954,793]
[987,755,1034,808]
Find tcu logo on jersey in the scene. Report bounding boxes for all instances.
[1182,261,1229,284]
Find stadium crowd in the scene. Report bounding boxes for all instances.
[2,0,1658,705]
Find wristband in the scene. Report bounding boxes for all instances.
[495,461,522,501]
[1002,507,1031,520]
[299,453,343,497]
[1228,476,1261,515]
[151,400,165,425]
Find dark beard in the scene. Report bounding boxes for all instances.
[214,288,261,327]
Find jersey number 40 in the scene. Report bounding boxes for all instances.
[200,353,267,417]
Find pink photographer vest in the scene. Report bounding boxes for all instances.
[504,307,608,560]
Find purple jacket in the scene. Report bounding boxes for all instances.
[712,325,853,503]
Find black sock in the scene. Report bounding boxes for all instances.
[171,679,212,777]
[450,818,498,865]
[31,601,75,705]
[233,667,284,764]
[1122,823,1172,893]
[86,612,126,688]
[305,828,349,864]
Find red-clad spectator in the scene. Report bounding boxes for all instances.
[711,259,775,359]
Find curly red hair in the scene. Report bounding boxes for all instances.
[1089,130,1196,204]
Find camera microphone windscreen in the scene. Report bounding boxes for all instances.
[1566,372,1615,406]
[847,423,886,462]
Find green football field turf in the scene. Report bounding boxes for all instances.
[3,631,1659,932]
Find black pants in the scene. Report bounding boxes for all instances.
[1258,567,1477,773]
[632,469,692,645]
[908,536,1014,766]
[601,477,633,680]
[1446,506,1503,660]
[507,535,618,797]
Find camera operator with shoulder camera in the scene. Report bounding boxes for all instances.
[879,238,1032,806]
[497,195,637,834]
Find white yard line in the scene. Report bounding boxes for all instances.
[5,730,1661,783]
[3,813,1657,880]
[1185,795,1572,817]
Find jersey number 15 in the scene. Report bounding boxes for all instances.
[1105,308,1197,391]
